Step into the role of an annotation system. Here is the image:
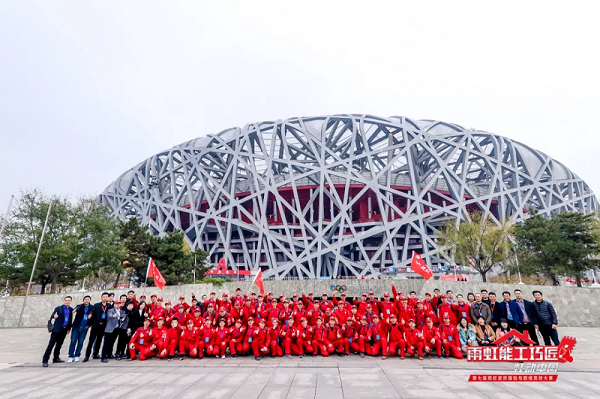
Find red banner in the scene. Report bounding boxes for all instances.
[147,257,166,290]
[469,375,557,382]
[410,252,433,280]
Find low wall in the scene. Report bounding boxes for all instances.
[1,279,597,328]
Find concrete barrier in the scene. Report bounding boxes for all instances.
[1,280,597,328]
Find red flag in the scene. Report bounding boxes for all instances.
[252,269,265,295]
[147,257,166,290]
[410,252,433,280]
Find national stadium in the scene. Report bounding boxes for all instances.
[100,114,598,280]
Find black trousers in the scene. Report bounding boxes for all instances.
[538,324,560,345]
[115,329,128,356]
[101,331,119,360]
[85,324,106,358]
[516,322,539,345]
[42,328,68,363]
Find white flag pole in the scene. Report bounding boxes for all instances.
[145,258,151,287]
[18,201,52,327]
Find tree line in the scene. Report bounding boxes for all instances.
[0,190,209,295]
[436,210,600,286]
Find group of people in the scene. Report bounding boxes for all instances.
[42,285,560,367]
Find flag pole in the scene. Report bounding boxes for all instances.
[18,201,52,327]
[144,258,150,287]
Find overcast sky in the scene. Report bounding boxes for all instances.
[2,1,599,212]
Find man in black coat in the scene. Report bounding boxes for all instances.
[513,289,539,345]
[83,292,110,362]
[533,290,560,345]
[488,292,503,328]
[42,296,73,367]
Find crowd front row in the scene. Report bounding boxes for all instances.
[41,285,560,367]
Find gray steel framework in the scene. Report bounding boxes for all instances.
[100,114,598,279]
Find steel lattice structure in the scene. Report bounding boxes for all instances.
[100,114,598,279]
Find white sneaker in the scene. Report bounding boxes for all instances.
[221,356,225,359]
[74,357,80,362]
[67,358,74,363]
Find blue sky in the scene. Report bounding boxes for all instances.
[2,1,599,211]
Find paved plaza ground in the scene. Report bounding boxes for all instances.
[0,327,598,399]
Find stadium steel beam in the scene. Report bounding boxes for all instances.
[101,115,598,280]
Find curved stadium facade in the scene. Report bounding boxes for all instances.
[100,115,598,280]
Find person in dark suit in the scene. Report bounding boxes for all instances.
[500,291,524,329]
[83,292,110,362]
[513,289,539,345]
[42,296,74,367]
[488,292,503,328]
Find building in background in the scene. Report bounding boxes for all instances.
[100,114,598,280]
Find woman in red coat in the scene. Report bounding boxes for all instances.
[311,317,329,357]
[269,319,283,357]
[387,314,406,359]
[197,320,213,359]
[212,319,230,358]
[325,318,344,356]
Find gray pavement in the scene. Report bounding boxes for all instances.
[0,327,599,398]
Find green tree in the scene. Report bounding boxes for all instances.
[118,218,210,286]
[0,190,124,294]
[436,211,514,282]
[554,212,600,287]
[514,210,563,285]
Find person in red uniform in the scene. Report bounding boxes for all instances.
[147,294,158,313]
[387,314,406,359]
[396,297,415,325]
[280,301,293,324]
[292,301,308,325]
[212,319,230,358]
[319,293,334,313]
[452,294,472,324]
[422,293,435,314]
[353,293,369,315]
[173,296,190,313]
[163,302,175,325]
[228,319,247,358]
[173,305,189,329]
[239,317,257,355]
[268,319,283,357]
[276,294,287,312]
[143,318,167,360]
[297,318,314,355]
[217,293,232,313]
[332,292,352,312]
[190,308,204,328]
[357,316,372,358]
[306,301,321,326]
[325,318,345,356]
[439,313,463,359]
[369,315,388,359]
[256,295,268,319]
[302,291,315,308]
[150,298,166,327]
[404,319,425,360]
[158,319,180,361]
[333,301,351,325]
[264,299,280,327]
[230,301,243,322]
[423,317,442,358]
[288,317,305,357]
[280,315,296,358]
[253,319,270,360]
[197,319,212,359]
[290,293,302,310]
[241,298,257,322]
[214,308,234,327]
[346,305,361,328]
[366,291,380,314]
[179,320,200,359]
[203,303,217,322]
[311,317,329,357]
[341,318,359,355]
[128,318,153,361]
[437,295,457,326]
[379,292,397,321]
[204,292,217,310]
[363,304,377,325]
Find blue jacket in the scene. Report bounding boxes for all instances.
[458,326,478,346]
